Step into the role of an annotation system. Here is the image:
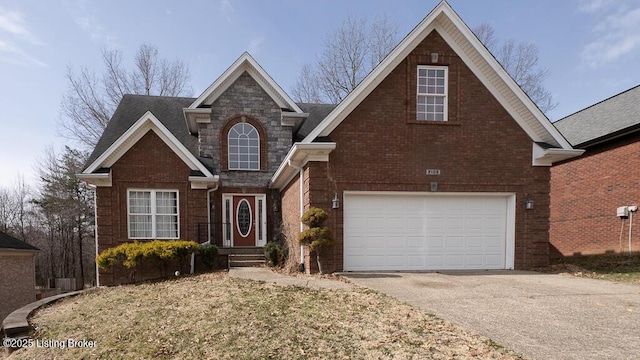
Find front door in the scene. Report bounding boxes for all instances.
[223,194,267,247]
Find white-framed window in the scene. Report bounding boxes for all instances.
[417,66,448,121]
[228,123,260,170]
[128,190,179,239]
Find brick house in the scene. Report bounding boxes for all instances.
[551,85,640,256]
[79,2,581,284]
[0,232,39,323]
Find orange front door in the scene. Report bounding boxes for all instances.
[232,195,256,246]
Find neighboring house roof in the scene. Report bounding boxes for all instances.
[0,232,39,251]
[301,1,581,166]
[554,84,640,147]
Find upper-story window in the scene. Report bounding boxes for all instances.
[417,66,448,121]
[228,123,260,170]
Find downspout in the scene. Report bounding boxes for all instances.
[92,185,99,287]
[192,184,219,274]
[288,159,305,272]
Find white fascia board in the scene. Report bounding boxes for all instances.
[77,172,112,187]
[532,143,585,166]
[188,52,303,113]
[270,142,336,190]
[302,1,573,151]
[83,111,214,178]
[183,108,212,135]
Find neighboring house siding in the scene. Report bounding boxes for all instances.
[96,130,208,285]
[550,132,640,256]
[299,30,551,271]
[0,252,36,323]
[199,72,292,187]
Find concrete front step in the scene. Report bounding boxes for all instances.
[219,246,264,255]
[229,253,266,268]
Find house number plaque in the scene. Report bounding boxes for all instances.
[426,169,441,175]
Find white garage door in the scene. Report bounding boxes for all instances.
[343,193,513,271]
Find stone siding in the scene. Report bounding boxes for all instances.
[198,72,293,188]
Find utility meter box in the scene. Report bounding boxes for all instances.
[617,206,629,218]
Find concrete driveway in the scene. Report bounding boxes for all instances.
[340,271,640,360]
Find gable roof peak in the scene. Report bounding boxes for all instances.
[302,0,575,158]
[187,52,302,113]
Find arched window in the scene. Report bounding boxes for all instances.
[228,123,260,170]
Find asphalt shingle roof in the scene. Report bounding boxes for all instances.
[84,94,206,170]
[295,103,337,141]
[554,84,640,147]
[85,95,335,172]
[0,232,39,251]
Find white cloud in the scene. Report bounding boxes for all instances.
[0,39,47,67]
[64,0,116,47]
[0,6,46,67]
[577,0,615,13]
[580,1,640,68]
[220,0,234,23]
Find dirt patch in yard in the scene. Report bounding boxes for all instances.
[539,254,640,284]
[7,272,524,360]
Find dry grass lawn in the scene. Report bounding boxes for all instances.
[7,272,523,359]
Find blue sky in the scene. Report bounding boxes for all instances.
[1,0,639,188]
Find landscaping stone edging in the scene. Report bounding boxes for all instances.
[2,289,90,339]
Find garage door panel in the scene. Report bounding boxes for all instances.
[344,193,511,271]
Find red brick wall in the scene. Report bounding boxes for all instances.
[296,30,551,271]
[550,132,640,256]
[96,130,208,285]
[280,172,302,270]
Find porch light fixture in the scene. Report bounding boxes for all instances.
[525,198,534,210]
[332,193,340,209]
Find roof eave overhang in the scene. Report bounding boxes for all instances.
[281,112,309,127]
[77,172,112,187]
[270,142,337,190]
[189,175,220,190]
[184,108,212,135]
[532,143,585,166]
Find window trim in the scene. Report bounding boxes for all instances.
[416,65,448,121]
[227,122,260,171]
[127,189,180,240]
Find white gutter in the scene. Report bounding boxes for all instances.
[288,159,305,270]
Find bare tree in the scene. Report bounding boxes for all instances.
[59,43,193,148]
[474,22,557,113]
[292,14,399,104]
